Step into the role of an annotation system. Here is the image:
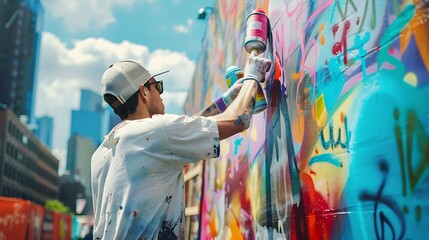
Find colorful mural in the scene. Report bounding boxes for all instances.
[183,0,429,239]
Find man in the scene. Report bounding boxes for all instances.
[91,54,271,239]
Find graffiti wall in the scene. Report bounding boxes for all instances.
[183,0,429,239]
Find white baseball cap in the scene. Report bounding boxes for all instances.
[101,59,169,108]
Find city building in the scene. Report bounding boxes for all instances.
[69,89,107,148]
[67,89,107,178]
[107,107,121,131]
[66,89,107,214]
[0,105,59,205]
[0,0,43,123]
[58,174,85,215]
[66,134,96,197]
[35,115,53,149]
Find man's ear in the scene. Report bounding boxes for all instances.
[139,85,147,97]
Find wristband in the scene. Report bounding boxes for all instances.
[214,96,228,113]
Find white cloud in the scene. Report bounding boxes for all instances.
[35,32,195,164]
[148,49,195,91]
[161,91,188,114]
[173,19,194,33]
[41,0,144,32]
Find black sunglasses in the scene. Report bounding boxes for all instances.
[144,81,163,94]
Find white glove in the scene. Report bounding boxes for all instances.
[243,53,271,82]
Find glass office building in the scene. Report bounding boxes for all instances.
[0,0,43,123]
[35,115,53,149]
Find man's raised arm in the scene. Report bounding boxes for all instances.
[214,54,271,140]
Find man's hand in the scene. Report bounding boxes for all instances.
[220,55,271,114]
[243,52,272,82]
[242,54,271,113]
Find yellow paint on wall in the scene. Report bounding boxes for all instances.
[404,72,418,87]
[292,71,302,80]
[306,94,355,209]
[225,201,243,239]
[316,94,327,127]
[319,24,326,45]
[251,124,258,141]
[249,166,261,223]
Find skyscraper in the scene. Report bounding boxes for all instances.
[107,106,121,131]
[0,0,43,123]
[35,115,53,149]
[66,89,107,214]
[69,89,107,147]
[66,135,95,197]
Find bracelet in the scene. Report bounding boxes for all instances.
[214,96,228,113]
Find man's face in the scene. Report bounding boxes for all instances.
[144,78,165,115]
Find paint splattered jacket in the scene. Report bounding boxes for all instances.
[91,114,220,239]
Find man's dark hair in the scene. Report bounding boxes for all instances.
[104,91,139,120]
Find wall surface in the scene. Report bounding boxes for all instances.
[184,0,429,239]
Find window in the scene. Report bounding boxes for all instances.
[22,135,28,145]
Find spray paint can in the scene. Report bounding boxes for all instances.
[244,8,268,54]
[225,66,244,87]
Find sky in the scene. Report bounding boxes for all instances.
[35,0,214,174]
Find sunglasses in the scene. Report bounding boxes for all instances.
[144,81,163,94]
